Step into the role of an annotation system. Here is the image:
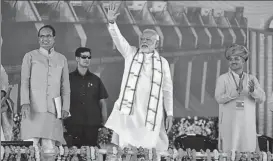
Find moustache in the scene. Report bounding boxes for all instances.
[141,44,148,48]
[42,41,51,44]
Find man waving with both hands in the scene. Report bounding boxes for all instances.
[104,2,174,154]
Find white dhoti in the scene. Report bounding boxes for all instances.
[108,112,168,152]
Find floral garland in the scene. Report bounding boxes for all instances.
[0,145,158,161]
[168,116,218,148]
[97,127,113,145]
[12,113,22,141]
[0,145,271,161]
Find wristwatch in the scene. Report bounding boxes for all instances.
[109,20,115,24]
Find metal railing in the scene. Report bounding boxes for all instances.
[248,28,273,138]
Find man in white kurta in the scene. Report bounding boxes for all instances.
[215,44,265,152]
[105,3,173,152]
[1,65,9,141]
[20,25,70,153]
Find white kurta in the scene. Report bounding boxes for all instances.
[105,22,173,152]
[20,48,70,145]
[215,70,265,152]
[1,65,9,92]
[1,127,4,141]
[1,65,9,141]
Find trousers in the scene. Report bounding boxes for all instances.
[65,125,100,147]
[24,138,55,153]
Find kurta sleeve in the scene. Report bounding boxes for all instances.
[108,22,136,58]
[215,75,238,104]
[61,57,71,113]
[1,65,9,93]
[20,53,31,106]
[162,58,173,116]
[268,92,273,112]
[249,76,266,104]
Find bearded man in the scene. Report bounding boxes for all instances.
[104,3,173,152]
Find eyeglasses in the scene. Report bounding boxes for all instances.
[80,56,91,59]
[39,35,53,39]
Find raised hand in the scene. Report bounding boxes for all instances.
[107,2,120,23]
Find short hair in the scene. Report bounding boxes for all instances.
[75,47,91,57]
[142,29,160,41]
[38,25,56,37]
